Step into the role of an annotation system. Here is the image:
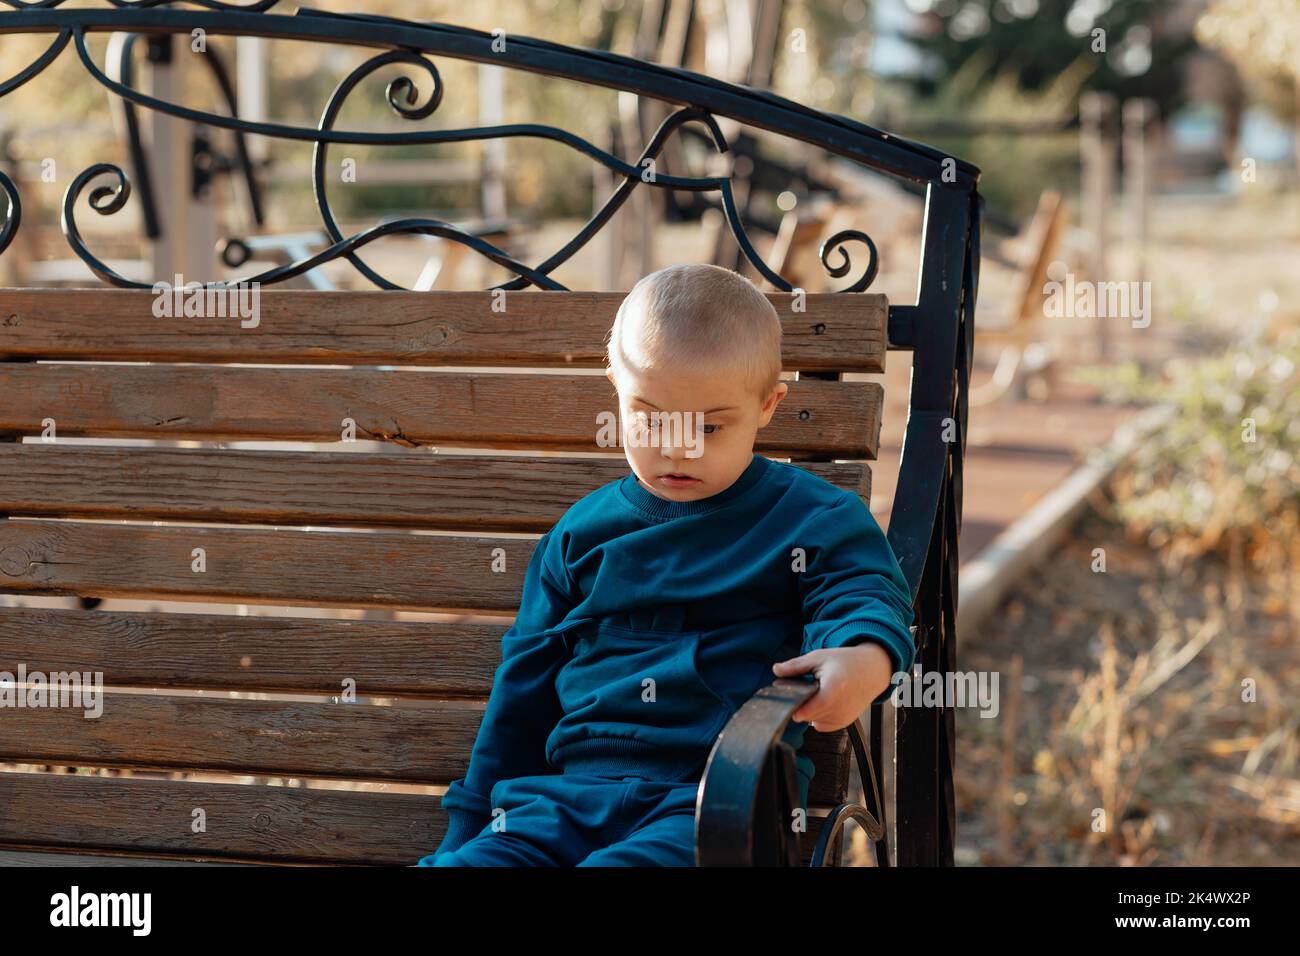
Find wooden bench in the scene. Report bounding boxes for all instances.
[970,189,1067,405]
[0,287,898,866]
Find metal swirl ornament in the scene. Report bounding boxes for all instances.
[0,30,71,99]
[60,163,137,287]
[312,51,450,290]
[60,163,563,290]
[0,169,21,260]
[820,229,880,293]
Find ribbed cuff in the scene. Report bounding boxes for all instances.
[422,807,490,863]
[823,625,914,706]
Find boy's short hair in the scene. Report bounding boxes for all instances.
[605,263,783,403]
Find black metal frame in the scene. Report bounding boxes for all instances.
[0,1,981,868]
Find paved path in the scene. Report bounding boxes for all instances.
[858,216,1179,564]
[865,354,1142,563]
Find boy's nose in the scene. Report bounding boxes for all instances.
[661,435,706,463]
[658,441,687,465]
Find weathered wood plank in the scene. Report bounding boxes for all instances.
[0,693,851,805]
[0,849,243,866]
[0,692,474,784]
[0,446,870,531]
[800,728,853,809]
[0,366,881,457]
[0,771,853,866]
[0,770,438,865]
[0,289,888,373]
[0,520,533,611]
[0,603,854,805]
[0,606,503,696]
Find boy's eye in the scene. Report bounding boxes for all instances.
[701,423,720,435]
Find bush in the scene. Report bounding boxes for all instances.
[1087,328,1300,565]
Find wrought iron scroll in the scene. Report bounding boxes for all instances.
[0,169,19,259]
[0,5,912,292]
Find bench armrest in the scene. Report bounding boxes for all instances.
[695,678,886,866]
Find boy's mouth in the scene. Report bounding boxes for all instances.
[659,472,700,487]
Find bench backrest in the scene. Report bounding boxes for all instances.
[0,287,889,865]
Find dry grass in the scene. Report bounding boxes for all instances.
[953,497,1299,865]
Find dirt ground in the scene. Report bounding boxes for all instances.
[950,495,1299,866]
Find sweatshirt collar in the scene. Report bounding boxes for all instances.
[617,453,772,520]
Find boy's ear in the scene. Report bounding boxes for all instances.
[759,381,789,425]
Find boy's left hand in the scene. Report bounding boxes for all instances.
[771,642,894,731]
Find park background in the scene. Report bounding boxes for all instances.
[1,0,1297,865]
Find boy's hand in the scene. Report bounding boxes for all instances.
[771,642,894,731]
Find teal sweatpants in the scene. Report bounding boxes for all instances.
[420,772,700,867]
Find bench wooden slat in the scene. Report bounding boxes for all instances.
[0,771,848,865]
[0,693,851,805]
[0,692,473,783]
[0,289,888,373]
[0,603,854,804]
[0,606,503,696]
[0,770,437,865]
[800,727,852,809]
[0,823,839,866]
[0,446,870,531]
[0,521,533,611]
[0,849,240,866]
[0,366,881,457]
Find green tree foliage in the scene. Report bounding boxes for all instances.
[899,0,1198,120]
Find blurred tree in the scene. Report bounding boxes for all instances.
[1197,0,1300,82]
[772,0,880,117]
[1197,0,1300,180]
[875,50,1088,219]
[897,0,1199,120]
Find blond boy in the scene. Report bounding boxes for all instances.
[420,263,914,866]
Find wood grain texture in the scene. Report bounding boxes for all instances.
[0,692,474,783]
[0,446,870,531]
[0,770,439,865]
[0,768,852,865]
[0,365,882,457]
[0,520,534,611]
[0,692,852,805]
[0,284,885,861]
[0,829,847,866]
[0,606,504,696]
[0,849,244,866]
[0,289,887,372]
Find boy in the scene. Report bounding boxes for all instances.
[418,263,915,866]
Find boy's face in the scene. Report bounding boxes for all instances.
[605,363,788,502]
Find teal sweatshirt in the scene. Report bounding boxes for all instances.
[434,451,916,856]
